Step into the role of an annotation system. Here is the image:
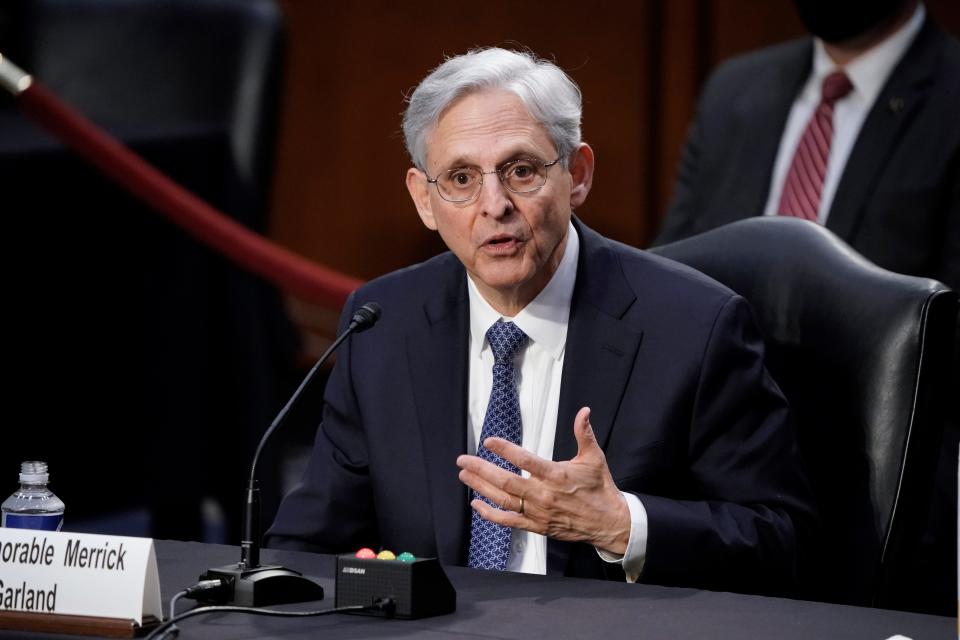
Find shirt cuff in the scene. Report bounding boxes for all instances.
[595,491,647,583]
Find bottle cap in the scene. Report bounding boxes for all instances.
[19,460,49,484]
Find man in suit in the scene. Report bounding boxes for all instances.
[266,48,815,594]
[656,0,958,293]
[656,0,958,612]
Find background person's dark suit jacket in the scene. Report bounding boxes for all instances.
[655,17,960,294]
[266,218,816,594]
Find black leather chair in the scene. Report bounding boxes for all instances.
[13,0,284,226]
[0,0,294,543]
[651,216,957,608]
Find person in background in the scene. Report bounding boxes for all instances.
[657,0,958,292]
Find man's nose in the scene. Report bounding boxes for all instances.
[477,173,514,218]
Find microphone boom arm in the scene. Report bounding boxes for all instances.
[201,302,382,607]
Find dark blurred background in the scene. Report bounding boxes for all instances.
[0,0,957,546]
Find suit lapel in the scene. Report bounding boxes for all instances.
[407,260,471,566]
[718,41,811,223]
[827,19,940,240]
[548,220,643,574]
[739,51,810,219]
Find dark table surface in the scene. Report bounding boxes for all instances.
[6,540,955,640]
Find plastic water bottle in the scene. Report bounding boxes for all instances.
[1,461,65,531]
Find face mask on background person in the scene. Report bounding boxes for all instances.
[791,0,910,43]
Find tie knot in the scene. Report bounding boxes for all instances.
[486,320,528,364]
[821,71,853,104]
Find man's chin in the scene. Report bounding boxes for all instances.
[469,264,535,295]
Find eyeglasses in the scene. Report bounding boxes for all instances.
[426,157,561,203]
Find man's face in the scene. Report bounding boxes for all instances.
[406,89,593,314]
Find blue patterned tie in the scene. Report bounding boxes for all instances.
[467,320,528,570]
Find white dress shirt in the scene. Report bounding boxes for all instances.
[466,220,647,581]
[763,3,925,223]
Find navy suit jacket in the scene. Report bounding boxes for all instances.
[656,17,960,293]
[266,219,815,593]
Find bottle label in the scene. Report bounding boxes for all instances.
[1,512,64,531]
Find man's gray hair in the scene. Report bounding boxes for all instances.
[402,47,583,171]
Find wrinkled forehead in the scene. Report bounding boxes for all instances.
[423,89,556,169]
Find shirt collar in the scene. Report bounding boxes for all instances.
[810,2,925,106]
[468,219,579,362]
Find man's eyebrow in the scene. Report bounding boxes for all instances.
[440,156,473,170]
[437,149,547,171]
[497,151,545,165]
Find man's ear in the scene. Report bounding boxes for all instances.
[406,167,438,230]
[568,143,595,209]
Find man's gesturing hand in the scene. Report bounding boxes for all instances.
[456,406,631,555]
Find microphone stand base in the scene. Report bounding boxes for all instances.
[198,563,325,607]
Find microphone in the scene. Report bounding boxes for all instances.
[198,302,382,607]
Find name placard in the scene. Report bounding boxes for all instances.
[0,528,161,625]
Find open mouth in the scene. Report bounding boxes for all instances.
[480,229,528,256]
[482,234,523,253]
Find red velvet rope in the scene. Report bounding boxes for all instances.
[18,81,364,309]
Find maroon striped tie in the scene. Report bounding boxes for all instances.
[777,71,853,221]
